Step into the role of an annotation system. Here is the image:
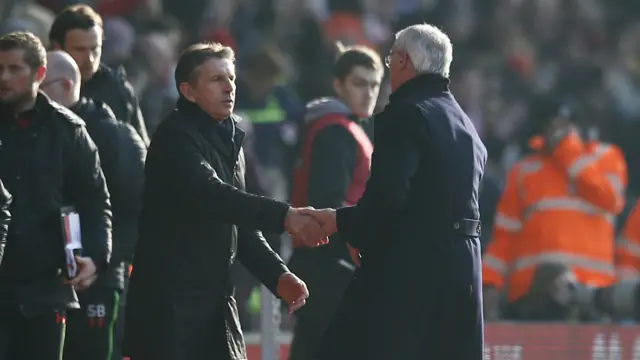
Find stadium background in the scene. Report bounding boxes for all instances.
[3,0,640,359]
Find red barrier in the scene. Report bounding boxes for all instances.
[243,323,640,359]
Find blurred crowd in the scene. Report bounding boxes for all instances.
[3,0,640,331]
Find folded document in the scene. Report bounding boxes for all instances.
[61,206,83,279]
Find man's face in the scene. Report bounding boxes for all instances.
[334,66,382,118]
[0,49,41,105]
[61,26,102,81]
[387,47,411,92]
[183,57,236,120]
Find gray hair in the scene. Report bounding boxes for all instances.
[393,24,453,78]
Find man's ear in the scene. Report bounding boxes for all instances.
[399,52,411,72]
[62,78,74,93]
[179,82,196,102]
[35,66,47,83]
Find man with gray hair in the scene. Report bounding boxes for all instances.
[302,23,487,359]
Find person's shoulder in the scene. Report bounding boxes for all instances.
[44,97,85,129]
[150,110,196,145]
[96,64,135,92]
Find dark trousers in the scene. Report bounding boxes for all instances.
[111,269,130,360]
[288,251,354,360]
[0,308,66,360]
[63,287,120,360]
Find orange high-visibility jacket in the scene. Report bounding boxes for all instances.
[616,200,640,279]
[483,133,627,302]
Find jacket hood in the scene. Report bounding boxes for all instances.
[304,97,352,124]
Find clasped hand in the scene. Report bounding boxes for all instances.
[285,207,337,247]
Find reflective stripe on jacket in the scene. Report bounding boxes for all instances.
[616,200,640,279]
[483,133,627,302]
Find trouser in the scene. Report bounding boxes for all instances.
[63,287,120,360]
[0,308,66,360]
[288,254,354,360]
[112,267,130,360]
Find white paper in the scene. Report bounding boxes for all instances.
[64,212,83,250]
[61,210,82,278]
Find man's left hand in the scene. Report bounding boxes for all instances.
[65,256,98,291]
[277,272,309,314]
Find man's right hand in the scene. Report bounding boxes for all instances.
[285,207,329,247]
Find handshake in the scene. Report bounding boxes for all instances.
[285,207,337,247]
[284,207,361,266]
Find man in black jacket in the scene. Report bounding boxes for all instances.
[41,50,146,360]
[0,31,112,360]
[124,42,328,360]
[49,4,150,145]
[0,180,11,266]
[304,24,487,360]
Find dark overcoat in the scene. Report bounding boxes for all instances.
[123,98,291,360]
[317,74,488,360]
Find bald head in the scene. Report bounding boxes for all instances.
[42,50,81,106]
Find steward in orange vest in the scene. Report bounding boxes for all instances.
[483,97,627,320]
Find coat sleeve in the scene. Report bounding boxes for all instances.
[158,131,291,233]
[482,164,524,290]
[65,125,113,274]
[0,180,11,266]
[237,228,288,296]
[552,134,627,214]
[616,200,640,279]
[335,107,422,249]
[111,124,146,263]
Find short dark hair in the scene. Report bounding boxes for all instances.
[174,42,234,92]
[49,4,103,47]
[333,42,383,80]
[0,31,47,71]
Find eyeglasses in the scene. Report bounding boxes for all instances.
[384,54,392,68]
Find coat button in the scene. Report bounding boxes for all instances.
[453,222,460,230]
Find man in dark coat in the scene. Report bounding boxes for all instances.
[49,4,150,145]
[41,50,146,360]
[305,24,488,360]
[123,42,328,360]
[0,31,112,360]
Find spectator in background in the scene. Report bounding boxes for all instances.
[0,0,55,46]
[133,16,182,136]
[482,98,627,321]
[235,45,304,200]
[49,4,150,145]
[288,42,383,360]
